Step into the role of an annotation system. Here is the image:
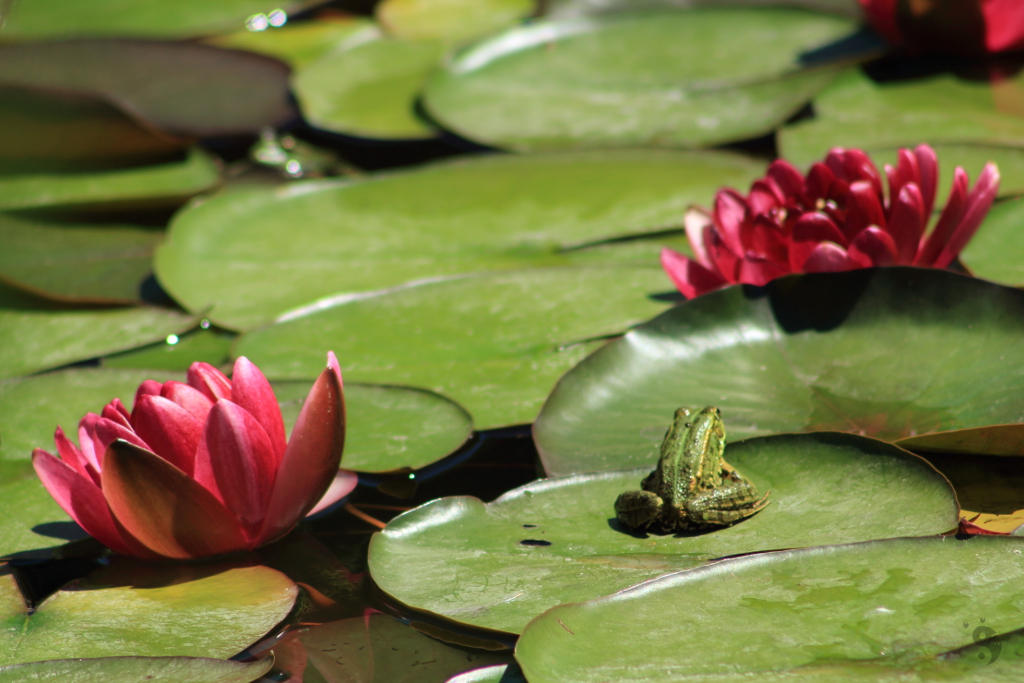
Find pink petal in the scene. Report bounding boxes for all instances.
[802,242,858,273]
[712,189,748,257]
[849,226,899,268]
[77,413,105,473]
[916,168,969,266]
[193,399,277,541]
[101,402,131,430]
[845,180,886,239]
[859,0,902,45]
[747,215,788,266]
[133,380,163,409]
[705,225,741,283]
[660,248,728,299]
[738,254,790,287]
[102,439,248,559]
[747,180,781,216]
[804,163,835,203]
[683,207,715,269]
[306,470,360,517]
[187,362,233,402]
[934,162,1000,268]
[94,417,150,458]
[884,148,919,211]
[914,144,938,218]
[111,398,131,423]
[54,426,99,485]
[129,395,202,475]
[160,381,215,423]
[767,159,805,200]
[845,149,884,199]
[887,183,926,264]
[230,357,287,461]
[32,448,151,557]
[257,354,345,546]
[982,0,1024,52]
[790,212,847,271]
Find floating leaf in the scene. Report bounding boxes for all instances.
[156,149,764,330]
[236,266,672,429]
[368,432,956,633]
[446,664,526,683]
[0,655,274,683]
[102,329,236,371]
[535,268,1024,476]
[0,147,221,213]
[779,69,1024,197]
[423,9,853,151]
[0,214,162,304]
[275,381,473,473]
[208,16,376,68]
[293,31,446,139]
[0,40,294,137]
[377,0,533,43]
[515,536,1024,683]
[961,196,1024,286]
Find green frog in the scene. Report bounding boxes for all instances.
[614,407,769,532]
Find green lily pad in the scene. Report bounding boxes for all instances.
[102,328,236,371]
[0,86,186,176]
[779,69,1024,198]
[0,656,274,683]
[0,287,194,382]
[293,31,446,139]
[0,147,221,213]
[0,0,325,41]
[535,268,1024,476]
[0,560,296,666]
[155,149,764,330]
[274,381,473,473]
[898,425,1024,457]
[298,614,510,682]
[0,214,162,304]
[961,197,1024,285]
[377,0,533,43]
[446,664,526,683]
[515,536,1024,683]
[0,40,294,137]
[209,16,376,68]
[235,266,672,429]
[368,432,956,634]
[422,9,853,151]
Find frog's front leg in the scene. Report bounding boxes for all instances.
[681,482,769,528]
[615,490,664,530]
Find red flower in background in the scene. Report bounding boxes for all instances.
[33,354,351,560]
[661,145,999,299]
[859,0,1024,54]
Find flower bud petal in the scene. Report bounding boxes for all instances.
[187,362,233,402]
[231,357,287,461]
[660,248,727,299]
[130,395,203,476]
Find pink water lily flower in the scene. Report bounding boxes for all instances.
[859,0,1024,54]
[33,353,351,560]
[662,145,1000,299]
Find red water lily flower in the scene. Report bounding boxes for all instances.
[859,0,1024,54]
[33,354,352,560]
[661,145,1000,299]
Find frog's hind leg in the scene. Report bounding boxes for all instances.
[684,484,770,527]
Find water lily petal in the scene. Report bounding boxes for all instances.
[767,159,804,200]
[129,395,203,475]
[713,189,748,257]
[306,469,360,517]
[77,413,105,473]
[884,148,918,210]
[93,417,151,462]
[231,357,287,461]
[54,426,99,485]
[747,215,788,266]
[683,207,714,269]
[804,163,835,203]
[32,448,148,557]
[844,180,886,238]
[160,380,215,423]
[747,179,781,216]
[914,144,938,218]
[101,402,131,430]
[790,212,846,270]
[193,399,277,540]
[660,248,728,299]
[849,226,898,268]
[257,353,345,545]
[802,242,858,272]
[188,362,233,402]
[887,183,926,263]
[102,439,248,559]
[934,162,1000,268]
[858,0,902,45]
[916,167,969,266]
[738,254,789,287]
[705,225,741,283]
[133,379,163,408]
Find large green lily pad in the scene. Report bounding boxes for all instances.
[0,147,221,213]
[0,561,296,666]
[0,0,325,41]
[275,381,473,473]
[0,40,293,137]
[423,8,853,151]
[516,536,1024,683]
[0,214,162,304]
[293,31,447,139]
[368,432,956,634]
[377,0,533,43]
[535,268,1024,476]
[209,16,376,68]
[155,149,763,330]
[235,266,672,429]
[779,69,1024,198]
[102,328,236,371]
[961,197,1024,286]
[0,656,274,683]
[0,288,194,382]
